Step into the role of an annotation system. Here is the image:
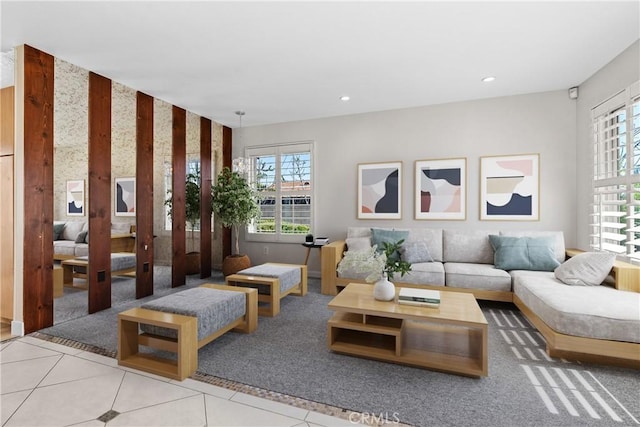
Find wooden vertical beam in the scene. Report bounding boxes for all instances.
[200,117,212,278]
[136,92,154,298]
[22,46,54,332]
[172,106,186,287]
[222,125,232,260]
[88,72,112,314]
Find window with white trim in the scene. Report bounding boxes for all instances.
[246,141,314,243]
[590,81,640,264]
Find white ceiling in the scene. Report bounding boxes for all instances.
[2,1,639,127]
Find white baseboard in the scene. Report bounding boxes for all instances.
[11,320,24,337]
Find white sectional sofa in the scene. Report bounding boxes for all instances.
[321,227,640,367]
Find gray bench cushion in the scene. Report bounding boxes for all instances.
[238,264,301,293]
[513,272,640,343]
[74,253,136,271]
[140,287,246,341]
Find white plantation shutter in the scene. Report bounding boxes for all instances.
[591,82,640,264]
[246,141,314,243]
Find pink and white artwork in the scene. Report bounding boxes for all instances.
[480,154,539,220]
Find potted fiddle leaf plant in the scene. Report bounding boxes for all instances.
[211,166,261,275]
[165,167,205,275]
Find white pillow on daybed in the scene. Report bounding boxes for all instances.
[554,251,616,286]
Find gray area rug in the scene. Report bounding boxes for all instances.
[43,268,640,427]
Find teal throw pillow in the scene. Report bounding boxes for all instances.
[53,223,65,241]
[371,228,409,261]
[489,235,560,271]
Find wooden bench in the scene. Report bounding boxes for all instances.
[61,252,136,289]
[226,263,307,317]
[117,284,257,380]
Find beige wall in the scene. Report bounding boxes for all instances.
[237,90,578,276]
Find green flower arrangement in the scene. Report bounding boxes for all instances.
[211,167,261,255]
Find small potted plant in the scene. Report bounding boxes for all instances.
[337,239,412,301]
[211,166,261,275]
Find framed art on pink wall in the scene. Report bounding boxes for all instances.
[357,161,402,219]
[480,153,539,221]
[414,158,466,220]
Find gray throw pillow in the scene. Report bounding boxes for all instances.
[53,222,65,241]
[554,251,616,286]
[75,231,88,244]
[345,237,371,252]
[400,241,433,264]
[489,235,560,271]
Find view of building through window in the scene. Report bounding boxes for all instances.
[246,142,314,241]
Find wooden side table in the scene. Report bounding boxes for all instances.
[302,243,324,265]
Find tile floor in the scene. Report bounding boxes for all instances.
[0,336,358,427]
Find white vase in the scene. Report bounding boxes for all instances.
[373,278,396,301]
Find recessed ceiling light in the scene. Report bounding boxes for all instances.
[481,76,496,83]
[340,95,350,102]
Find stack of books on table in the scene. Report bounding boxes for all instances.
[398,288,441,308]
[314,237,329,245]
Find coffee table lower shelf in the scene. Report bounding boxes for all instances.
[328,312,487,377]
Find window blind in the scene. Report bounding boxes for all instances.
[591,82,640,264]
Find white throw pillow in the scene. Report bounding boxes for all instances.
[345,237,371,252]
[554,252,616,286]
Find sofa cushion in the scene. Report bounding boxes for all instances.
[393,262,445,286]
[489,235,560,271]
[444,262,512,292]
[443,229,497,264]
[111,222,131,234]
[400,241,433,264]
[371,228,409,261]
[53,240,77,257]
[74,244,89,257]
[60,221,86,241]
[345,237,371,252]
[514,273,640,343]
[499,230,565,263]
[405,228,443,262]
[554,251,616,286]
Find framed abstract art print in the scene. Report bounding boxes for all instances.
[115,177,136,216]
[414,158,466,220]
[357,161,402,219]
[66,180,85,216]
[480,153,539,221]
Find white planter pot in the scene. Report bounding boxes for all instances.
[373,278,396,301]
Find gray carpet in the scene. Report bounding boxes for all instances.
[43,269,640,427]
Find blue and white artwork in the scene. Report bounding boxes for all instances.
[358,162,402,219]
[480,154,539,220]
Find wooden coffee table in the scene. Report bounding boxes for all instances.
[327,283,488,377]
